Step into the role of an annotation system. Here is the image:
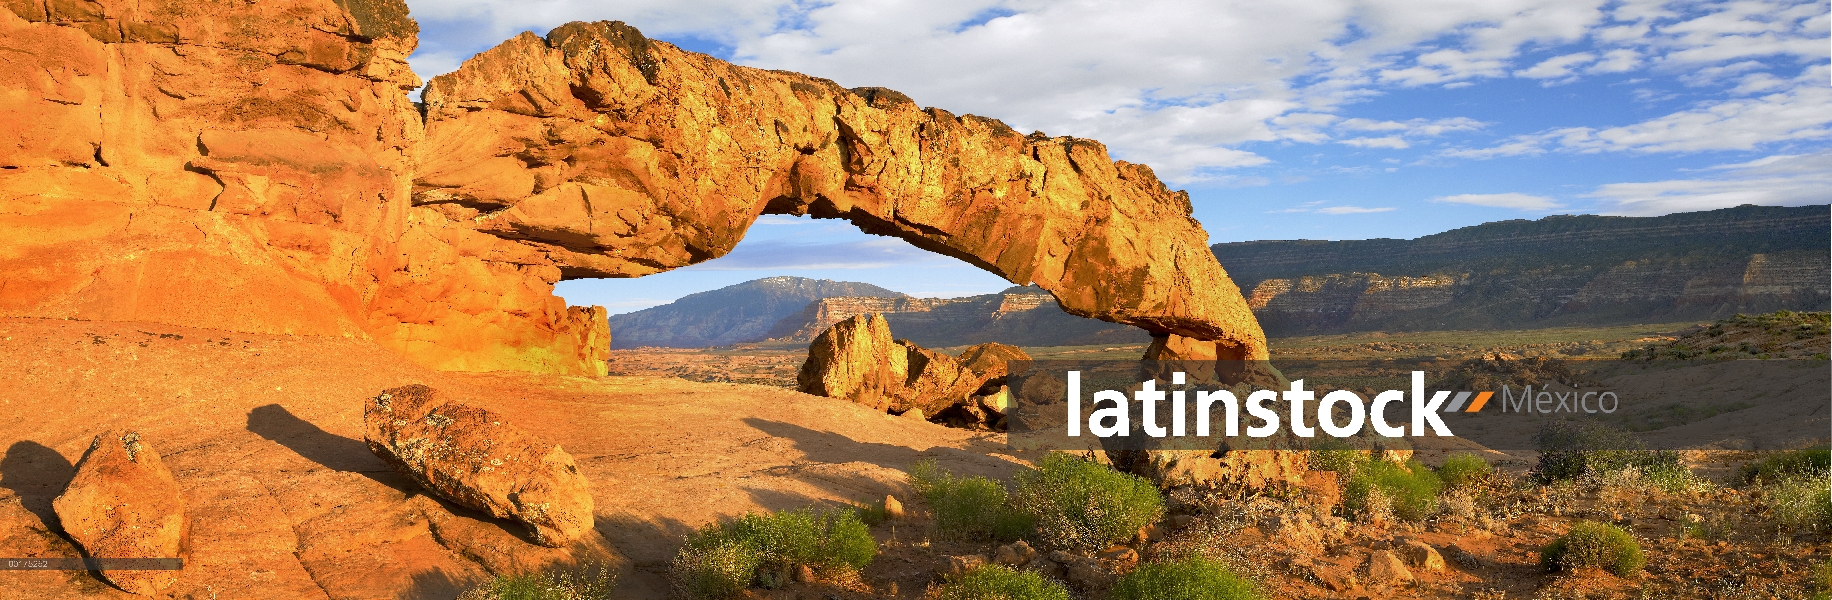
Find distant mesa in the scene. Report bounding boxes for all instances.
[1216,204,1831,337]
[766,285,1150,348]
[608,276,904,349]
[608,278,1151,349]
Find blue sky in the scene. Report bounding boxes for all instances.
[402,0,1831,313]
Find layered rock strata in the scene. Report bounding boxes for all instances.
[0,5,1265,374]
[364,384,595,547]
[1217,205,1830,336]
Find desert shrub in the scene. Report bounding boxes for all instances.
[1813,558,1832,600]
[908,459,1035,541]
[1305,438,1369,477]
[1762,473,1832,532]
[935,564,1071,600]
[1540,521,1645,577]
[1109,556,1262,600]
[1013,453,1165,552]
[669,508,876,599]
[1343,459,1441,521]
[1437,453,1493,490]
[457,562,618,600]
[1531,421,1698,492]
[1739,448,1831,485]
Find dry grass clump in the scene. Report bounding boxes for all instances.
[1109,556,1262,600]
[456,562,617,600]
[935,564,1071,600]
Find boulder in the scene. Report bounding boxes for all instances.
[52,431,188,595]
[363,385,594,547]
[993,540,1036,567]
[895,341,980,415]
[1126,446,1307,492]
[799,316,1027,420]
[1400,539,1446,572]
[977,386,1011,416]
[796,314,905,411]
[1050,550,1112,589]
[940,554,987,579]
[883,495,905,520]
[957,342,1031,387]
[1367,550,1415,585]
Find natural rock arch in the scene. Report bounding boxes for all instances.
[0,3,1264,375]
[409,21,1267,367]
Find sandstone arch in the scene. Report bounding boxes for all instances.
[409,21,1267,366]
[0,3,1264,375]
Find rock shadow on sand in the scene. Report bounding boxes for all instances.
[245,404,411,492]
[0,440,76,527]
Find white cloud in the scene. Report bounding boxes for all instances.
[1339,136,1410,149]
[1516,52,1597,80]
[1265,202,1396,214]
[1588,48,1641,72]
[1433,192,1564,210]
[403,0,1831,179]
[1444,64,1832,157]
[1585,151,1832,215]
[1316,205,1397,214]
[684,238,956,270]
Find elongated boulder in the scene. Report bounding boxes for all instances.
[363,384,593,547]
[53,431,188,595]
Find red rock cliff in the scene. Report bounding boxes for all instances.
[0,7,1266,374]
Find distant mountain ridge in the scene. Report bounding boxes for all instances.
[608,277,905,348]
[766,286,1148,348]
[1212,204,1831,336]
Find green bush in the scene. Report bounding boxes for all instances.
[1013,453,1165,552]
[1739,448,1831,485]
[908,459,1035,541]
[1540,521,1645,577]
[935,564,1071,600]
[669,508,877,599]
[1437,453,1493,490]
[1343,459,1442,521]
[1109,556,1261,600]
[456,562,617,600]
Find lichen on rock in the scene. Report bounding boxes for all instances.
[363,384,594,547]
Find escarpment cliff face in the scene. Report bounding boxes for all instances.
[1216,205,1830,336]
[0,0,421,339]
[1,10,1267,373]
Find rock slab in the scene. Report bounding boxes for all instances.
[52,431,189,595]
[363,384,594,547]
